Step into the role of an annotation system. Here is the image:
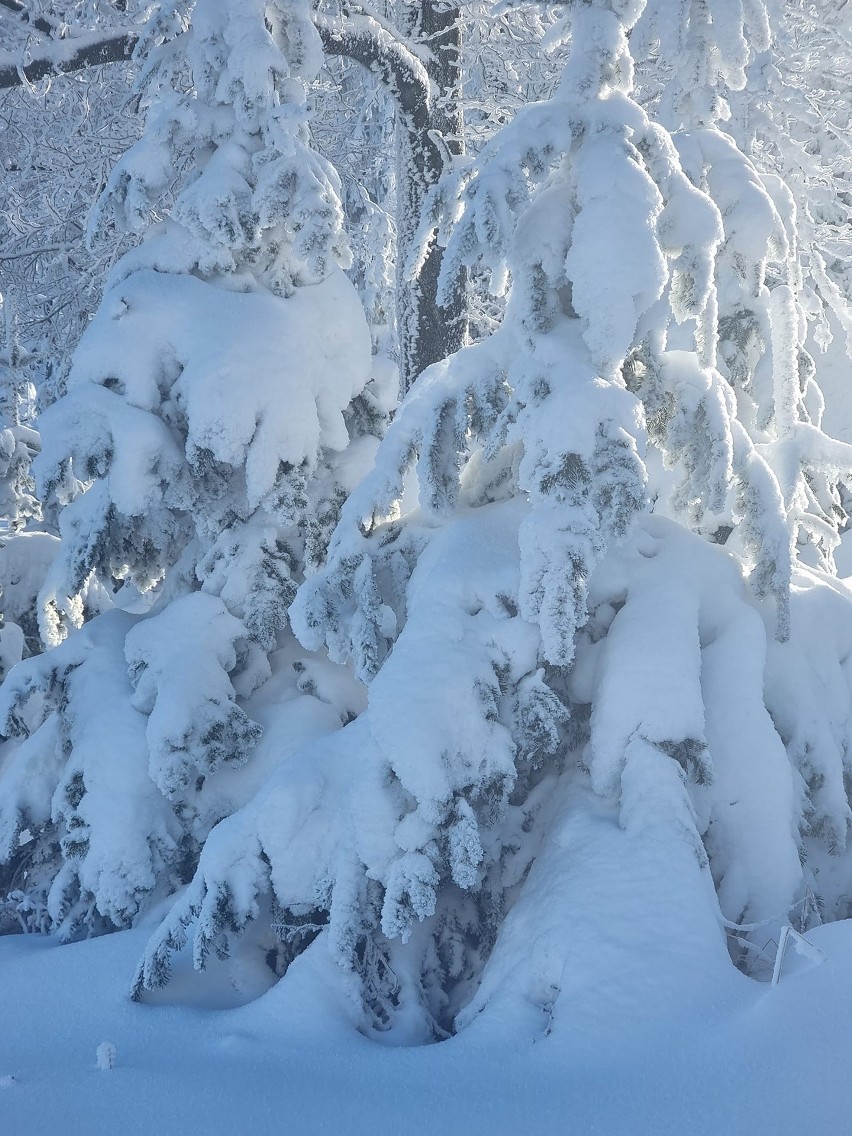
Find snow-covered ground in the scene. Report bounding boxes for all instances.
[2,917,851,1135]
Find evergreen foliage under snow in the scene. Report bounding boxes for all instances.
[3,0,852,1057]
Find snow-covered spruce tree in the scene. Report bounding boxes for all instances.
[630,0,852,946]
[0,0,385,942]
[130,0,852,1037]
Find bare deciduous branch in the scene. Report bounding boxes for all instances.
[0,29,138,90]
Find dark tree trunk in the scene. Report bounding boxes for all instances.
[395,2,466,393]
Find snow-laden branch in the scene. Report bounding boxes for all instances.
[0,0,55,36]
[0,28,138,89]
[314,12,432,125]
[0,7,427,122]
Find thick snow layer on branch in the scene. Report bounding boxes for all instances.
[588,517,801,923]
[45,266,370,511]
[0,612,181,935]
[125,594,261,797]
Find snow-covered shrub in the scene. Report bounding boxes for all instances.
[0,0,384,938]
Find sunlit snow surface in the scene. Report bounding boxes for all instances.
[1,918,850,1135]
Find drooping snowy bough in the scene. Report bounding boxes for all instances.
[127,0,852,1040]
